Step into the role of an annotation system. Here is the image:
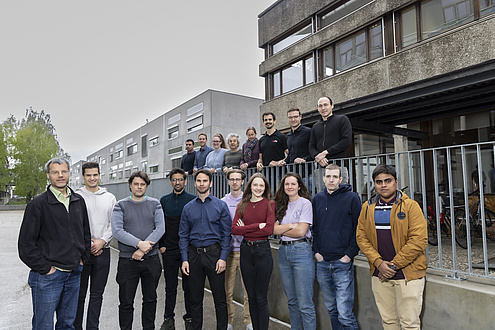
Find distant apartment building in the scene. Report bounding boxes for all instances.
[84,90,262,185]
[258,0,495,153]
[69,160,85,190]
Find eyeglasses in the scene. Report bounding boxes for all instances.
[50,170,69,176]
[288,115,300,120]
[228,178,243,182]
[212,140,221,143]
[171,178,185,183]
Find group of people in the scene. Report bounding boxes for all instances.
[17,95,428,330]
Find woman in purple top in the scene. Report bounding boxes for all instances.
[273,172,316,330]
[240,126,260,170]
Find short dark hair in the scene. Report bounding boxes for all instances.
[45,157,70,173]
[226,169,246,180]
[262,112,276,121]
[169,168,186,180]
[287,108,301,116]
[129,171,150,186]
[194,169,212,182]
[198,133,207,139]
[82,162,100,175]
[185,139,194,145]
[319,96,333,105]
[372,164,397,181]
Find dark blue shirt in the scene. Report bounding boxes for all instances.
[179,194,232,261]
[287,125,312,163]
[193,145,214,170]
[181,151,196,173]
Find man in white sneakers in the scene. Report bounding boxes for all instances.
[75,161,116,330]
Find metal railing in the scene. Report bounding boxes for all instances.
[185,141,495,280]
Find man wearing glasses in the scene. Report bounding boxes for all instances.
[18,157,91,329]
[222,169,252,330]
[159,168,196,330]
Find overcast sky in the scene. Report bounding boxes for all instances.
[0,0,275,162]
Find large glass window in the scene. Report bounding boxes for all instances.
[305,55,314,84]
[323,46,333,77]
[273,24,312,54]
[421,0,474,39]
[186,115,203,133]
[401,6,418,47]
[282,60,303,94]
[320,0,364,29]
[273,72,281,97]
[480,0,495,16]
[127,144,137,156]
[336,31,366,73]
[369,22,383,60]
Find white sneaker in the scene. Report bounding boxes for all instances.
[227,324,233,330]
[246,324,253,330]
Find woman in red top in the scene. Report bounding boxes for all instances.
[232,173,275,330]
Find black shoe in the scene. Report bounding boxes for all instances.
[184,317,192,330]
[160,318,175,330]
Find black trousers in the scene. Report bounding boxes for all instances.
[75,248,111,330]
[161,248,192,320]
[240,241,273,330]
[188,245,228,330]
[116,255,162,330]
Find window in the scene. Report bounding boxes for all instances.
[127,144,137,156]
[323,46,333,77]
[168,146,183,155]
[117,171,123,179]
[319,0,365,30]
[171,157,181,168]
[110,172,117,180]
[369,22,383,60]
[141,135,148,157]
[115,150,123,160]
[124,168,131,178]
[336,30,366,73]
[271,56,314,98]
[141,161,147,173]
[187,102,203,117]
[149,165,159,173]
[481,0,495,16]
[150,136,159,147]
[400,6,418,47]
[186,115,203,133]
[272,23,312,54]
[168,126,179,140]
[109,154,113,162]
[168,113,181,125]
[421,0,474,39]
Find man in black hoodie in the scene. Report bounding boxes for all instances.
[312,164,360,330]
[309,97,352,182]
[158,168,196,330]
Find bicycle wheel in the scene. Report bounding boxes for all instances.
[427,208,438,246]
[453,208,468,249]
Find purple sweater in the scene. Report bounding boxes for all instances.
[221,192,243,251]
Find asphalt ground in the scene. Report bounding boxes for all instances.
[1,210,290,330]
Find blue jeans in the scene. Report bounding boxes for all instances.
[28,264,83,330]
[278,242,316,330]
[316,259,358,330]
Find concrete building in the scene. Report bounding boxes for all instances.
[258,0,495,155]
[69,160,85,190]
[85,90,262,185]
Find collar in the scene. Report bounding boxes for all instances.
[49,185,71,199]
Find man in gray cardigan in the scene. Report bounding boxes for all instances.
[112,171,165,330]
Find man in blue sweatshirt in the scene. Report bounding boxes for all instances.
[312,164,361,330]
[158,168,195,330]
[111,171,165,330]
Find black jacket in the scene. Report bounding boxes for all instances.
[18,186,91,274]
[308,114,352,160]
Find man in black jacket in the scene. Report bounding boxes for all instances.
[18,157,91,329]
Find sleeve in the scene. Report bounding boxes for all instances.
[193,152,199,170]
[231,207,258,235]
[308,126,318,159]
[179,207,191,262]
[111,202,141,248]
[81,200,92,264]
[158,196,167,248]
[280,133,288,152]
[247,142,260,167]
[219,201,232,261]
[261,200,276,236]
[144,202,165,244]
[356,202,383,268]
[231,201,275,236]
[302,128,313,161]
[102,195,116,244]
[344,193,361,259]
[392,202,428,269]
[326,116,352,158]
[18,202,52,274]
[299,199,313,224]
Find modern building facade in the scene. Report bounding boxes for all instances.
[84,90,262,186]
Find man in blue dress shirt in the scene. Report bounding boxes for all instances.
[179,169,231,330]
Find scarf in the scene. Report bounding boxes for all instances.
[243,138,258,163]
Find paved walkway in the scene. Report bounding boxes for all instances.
[1,210,289,330]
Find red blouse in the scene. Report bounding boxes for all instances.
[231,198,275,241]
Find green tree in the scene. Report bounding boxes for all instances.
[8,108,68,201]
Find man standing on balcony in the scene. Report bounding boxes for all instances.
[284,108,312,165]
[193,133,214,173]
[356,164,427,330]
[179,169,231,330]
[309,96,352,182]
[158,168,196,330]
[221,169,252,330]
[313,164,360,330]
[181,139,196,176]
[75,161,116,330]
[257,112,288,172]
